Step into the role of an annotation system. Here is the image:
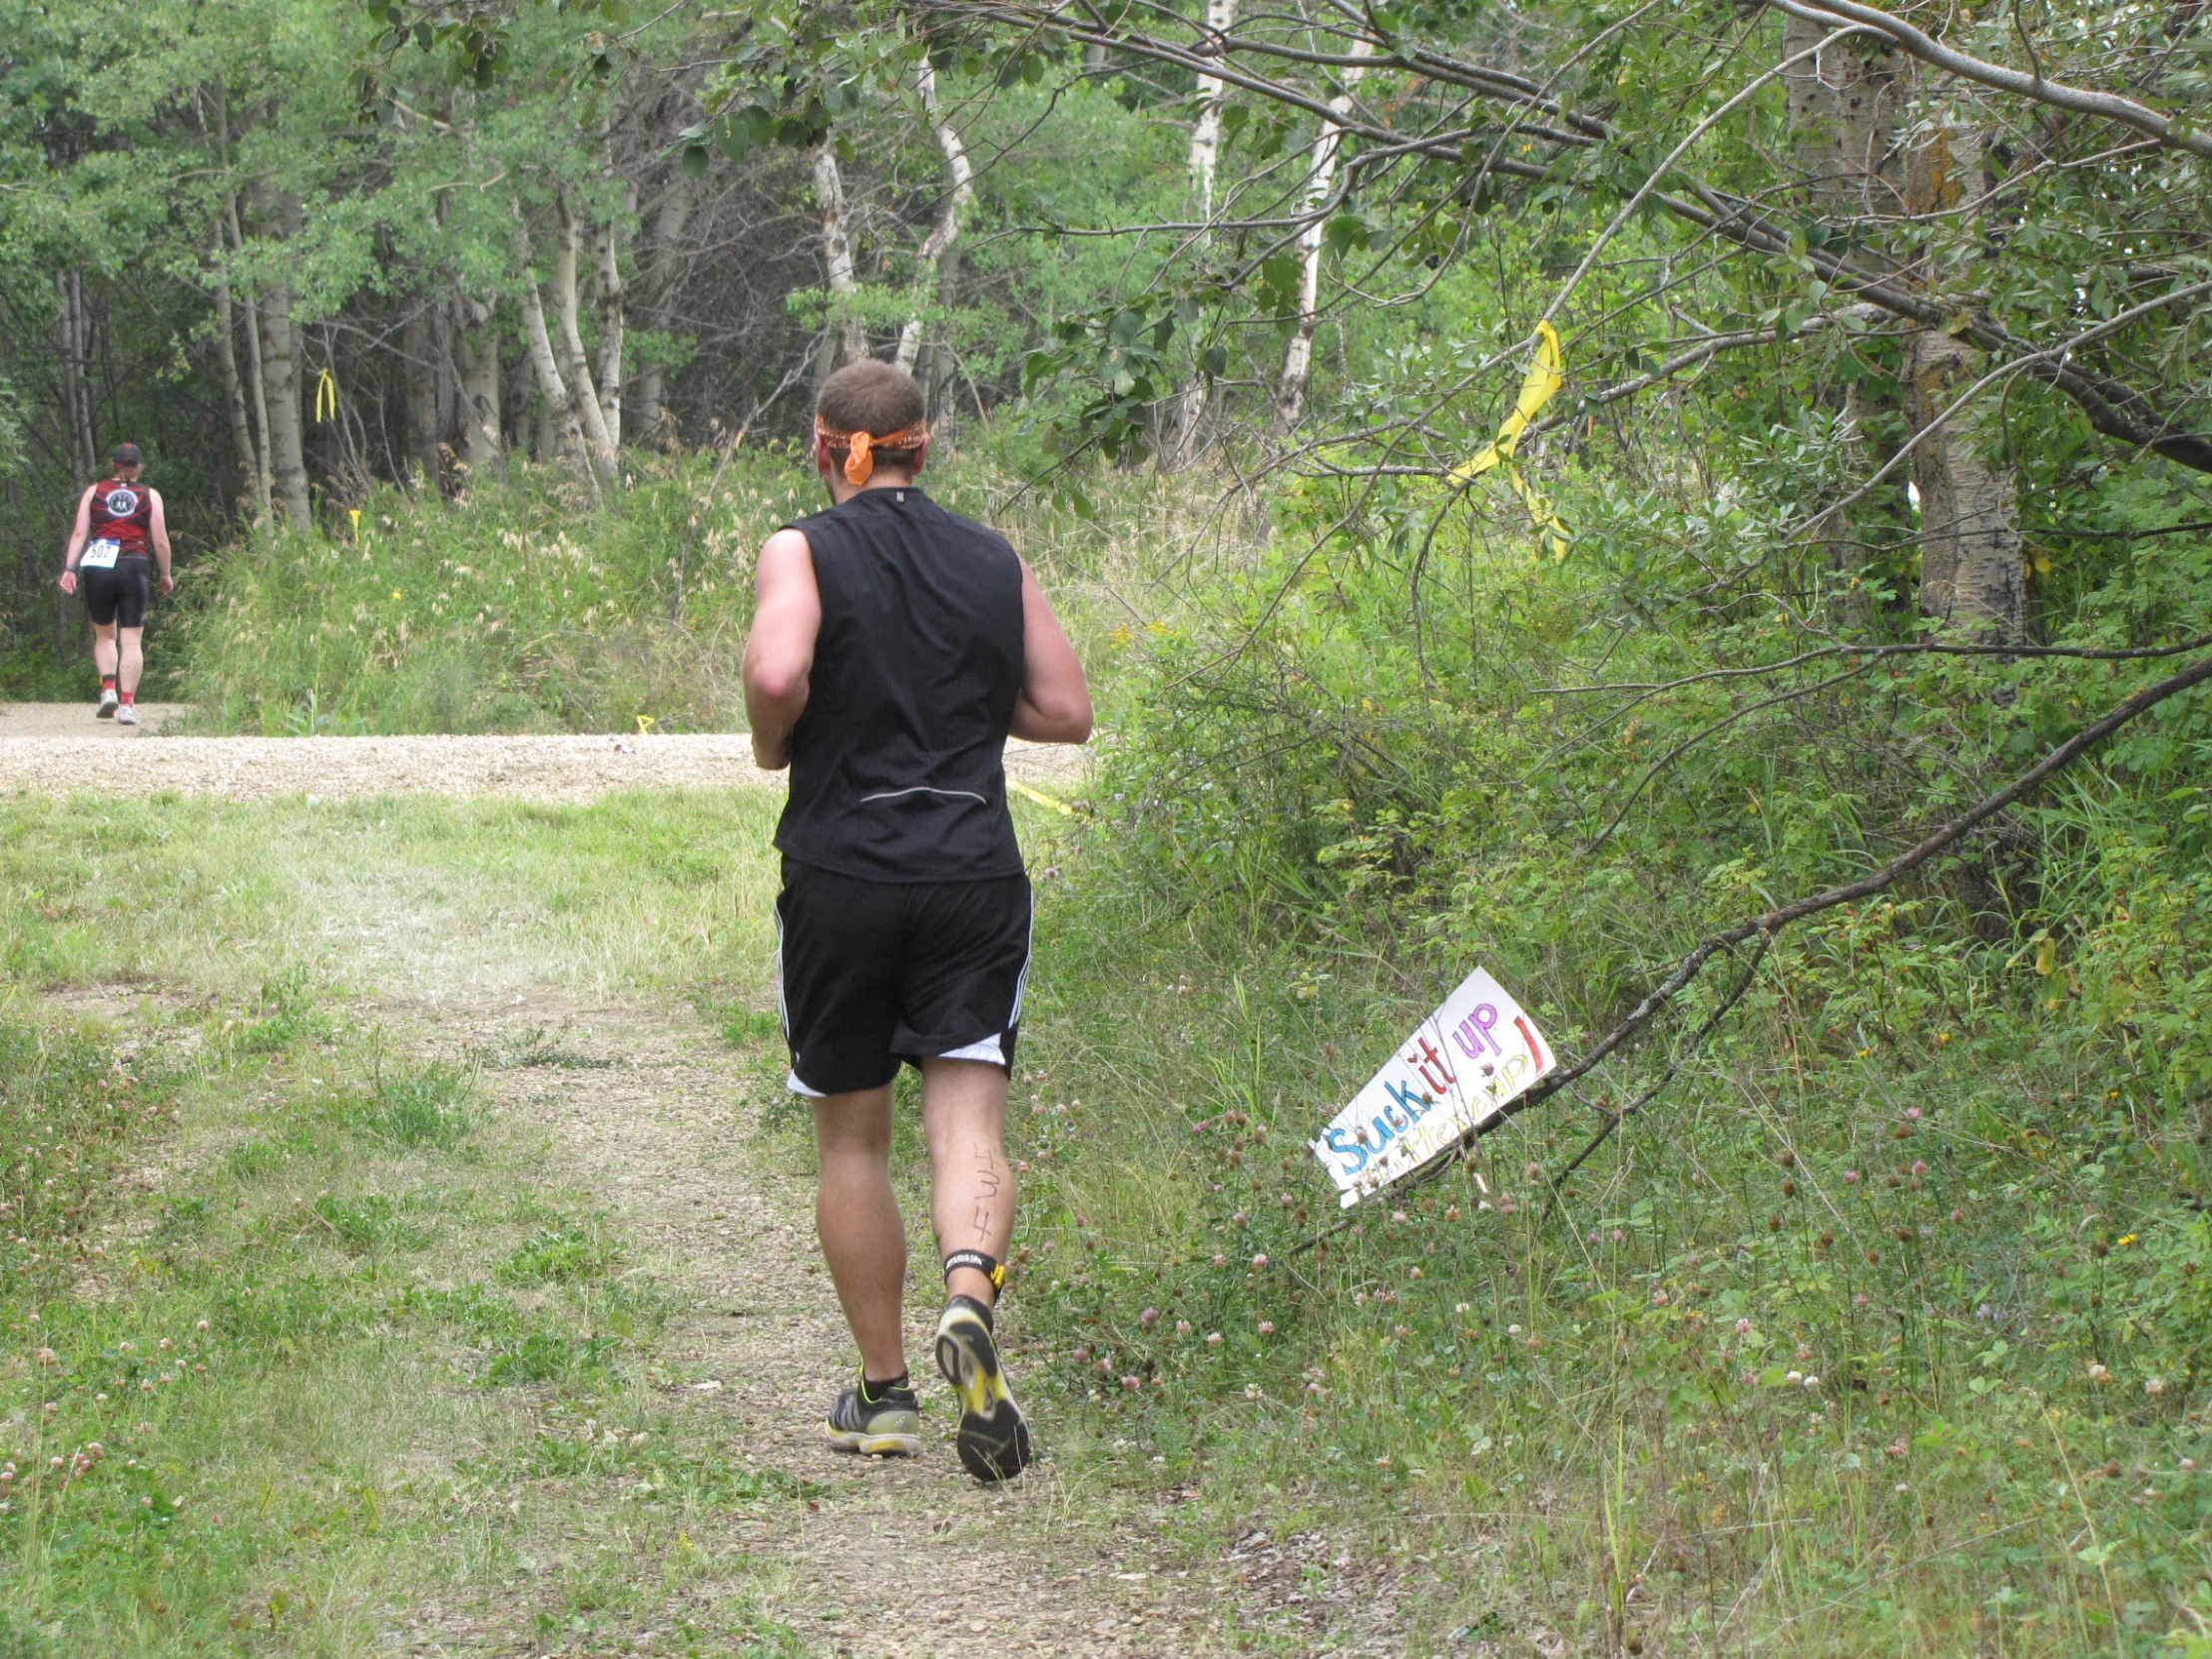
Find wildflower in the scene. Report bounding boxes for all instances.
[1393,1325,1409,1339]
[1611,1229,1625,1245]
[1735,1319,1754,1336]
[34,1348,56,1368]
[1307,1382,1323,1394]
[1454,1303,1471,1315]
[1905,1108,1921,1121]
[1843,1170,1861,1184]
[1232,1213,1249,1228]
[1853,1294,1869,1307]
[1803,1375,1821,1391]
[1140,1308,1159,1328]
[1786,1371,1803,1385]
[1212,1254,1226,1268]
[1257,1322,1276,1337]
[1391,1210,1410,1224]
[1894,1482,1910,1494]
[1354,1291,1369,1306]
[2183,1458,2199,1473]
[1175,1320,1191,1336]
[1120,1376,1141,1391]
[158,1339,173,1352]
[1206,1332,1223,1347]
[1524,1163,1541,1181]
[2145,1378,2166,1396]
[1407,1266,1423,1280]
[1651,1290,1669,1307]
[1911,1161,1928,1177]
[1507,1324,1521,1336]
[1937,1032,1950,1044]
[2088,1363,2112,1382]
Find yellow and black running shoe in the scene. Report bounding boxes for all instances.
[824,1374,921,1457]
[934,1297,1033,1482]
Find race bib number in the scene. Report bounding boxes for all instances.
[79,540,120,570]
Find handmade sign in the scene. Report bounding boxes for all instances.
[1309,967,1556,1207]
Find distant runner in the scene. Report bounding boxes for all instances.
[57,443,173,725]
[742,361,1092,1482]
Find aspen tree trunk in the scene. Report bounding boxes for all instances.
[222,197,276,523]
[1903,126,2024,643]
[209,229,262,522]
[1784,18,1907,588]
[552,195,620,484]
[251,191,313,532]
[1277,40,1372,429]
[514,222,598,496]
[402,302,441,487]
[1167,0,1238,468]
[54,272,96,485]
[595,204,627,451]
[813,145,866,373]
[895,63,973,375]
[629,173,694,441]
[455,289,504,480]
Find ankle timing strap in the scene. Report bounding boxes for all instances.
[942,1250,1006,1291]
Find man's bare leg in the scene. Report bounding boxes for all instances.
[923,1055,1033,1480]
[922,1056,1016,1303]
[91,622,118,682]
[811,1083,908,1382]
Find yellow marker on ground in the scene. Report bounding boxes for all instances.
[1009,779,1075,817]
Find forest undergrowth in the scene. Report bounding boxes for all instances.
[35,449,2212,1655]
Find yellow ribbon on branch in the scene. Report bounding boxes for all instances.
[314,367,339,425]
[1451,320,1570,560]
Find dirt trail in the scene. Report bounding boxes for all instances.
[447,998,1296,1657]
[25,710,1389,1656]
[0,704,1089,804]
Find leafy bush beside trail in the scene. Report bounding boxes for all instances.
[172,451,816,736]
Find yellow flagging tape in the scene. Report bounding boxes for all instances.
[635,714,656,736]
[1010,779,1076,817]
[314,367,338,425]
[1451,320,1570,560]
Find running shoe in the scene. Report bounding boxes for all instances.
[935,1297,1033,1482]
[96,689,118,719]
[824,1375,921,1457]
[116,704,140,727]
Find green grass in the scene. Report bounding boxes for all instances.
[0,797,809,1656]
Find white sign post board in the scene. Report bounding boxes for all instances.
[1309,967,1557,1208]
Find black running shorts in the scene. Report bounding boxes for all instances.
[776,858,1032,1098]
[81,557,152,629]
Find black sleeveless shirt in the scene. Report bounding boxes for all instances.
[774,486,1026,882]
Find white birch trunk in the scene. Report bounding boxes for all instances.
[1277,40,1372,429]
[595,205,627,452]
[514,220,599,496]
[895,62,974,375]
[1188,0,1237,224]
[813,145,866,364]
[550,196,619,485]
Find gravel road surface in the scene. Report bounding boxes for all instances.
[0,705,1089,804]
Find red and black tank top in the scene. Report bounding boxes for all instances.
[774,486,1026,883]
[86,478,153,556]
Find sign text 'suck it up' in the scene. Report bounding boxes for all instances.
[1309,967,1556,1208]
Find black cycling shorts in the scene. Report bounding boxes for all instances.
[81,557,152,629]
[775,858,1032,1098]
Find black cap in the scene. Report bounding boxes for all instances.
[111,442,143,467]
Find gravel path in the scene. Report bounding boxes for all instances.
[0,705,1088,804]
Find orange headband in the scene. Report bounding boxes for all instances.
[816,416,928,486]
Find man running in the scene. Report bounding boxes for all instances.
[742,360,1092,1482]
[57,443,173,725]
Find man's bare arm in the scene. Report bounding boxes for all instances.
[1009,561,1092,744]
[742,527,823,772]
